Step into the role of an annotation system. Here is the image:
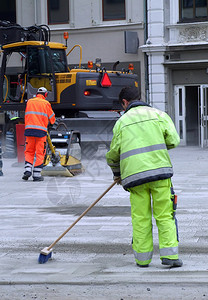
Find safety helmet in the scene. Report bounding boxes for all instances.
[37,87,48,98]
[37,87,47,94]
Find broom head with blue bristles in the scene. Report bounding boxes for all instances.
[38,247,53,264]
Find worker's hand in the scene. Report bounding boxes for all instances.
[49,120,59,131]
[113,176,121,185]
[53,120,59,129]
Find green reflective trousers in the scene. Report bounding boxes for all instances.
[129,178,179,266]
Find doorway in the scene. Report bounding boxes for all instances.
[174,85,208,147]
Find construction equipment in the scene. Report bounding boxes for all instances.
[42,123,83,177]
[0,21,139,154]
[38,180,118,264]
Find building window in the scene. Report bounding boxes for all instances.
[179,0,208,22]
[103,0,125,21]
[48,0,69,25]
[0,0,16,23]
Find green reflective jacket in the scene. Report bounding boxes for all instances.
[106,101,180,189]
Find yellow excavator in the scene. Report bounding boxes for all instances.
[0,21,138,160]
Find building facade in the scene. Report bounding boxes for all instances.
[142,0,208,147]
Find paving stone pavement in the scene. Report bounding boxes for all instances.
[0,146,208,299]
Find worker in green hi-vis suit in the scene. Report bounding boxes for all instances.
[106,86,183,268]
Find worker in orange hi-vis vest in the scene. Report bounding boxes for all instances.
[22,87,56,181]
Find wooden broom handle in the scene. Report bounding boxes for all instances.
[48,180,118,250]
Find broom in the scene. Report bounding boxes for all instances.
[38,180,118,264]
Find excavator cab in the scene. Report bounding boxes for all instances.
[0,41,68,110]
[27,44,68,102]
[0,22,57,110]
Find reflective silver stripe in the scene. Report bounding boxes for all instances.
[25,111,48,117]
[33,166,43,177]
[120,143,167,161]
[160,246,178,256]
[33,172,41,177]
[49,113,55,119]
[33,168,41,171]
[25,162,32,172]
[25,125,47,131]
[133,250,153,261]
[122,167,173,186]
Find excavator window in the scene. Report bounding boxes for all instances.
[28,47,51,75]
[51,49,68,73]
[28,46,68,75]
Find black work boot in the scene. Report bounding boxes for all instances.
[22,171,32,181]
[33,176,44,182]
[136,263,149,268]
[162,258,183,268]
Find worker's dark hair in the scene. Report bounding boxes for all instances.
[119,86,141,104]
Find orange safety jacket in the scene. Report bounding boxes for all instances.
[24,94,56,137]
